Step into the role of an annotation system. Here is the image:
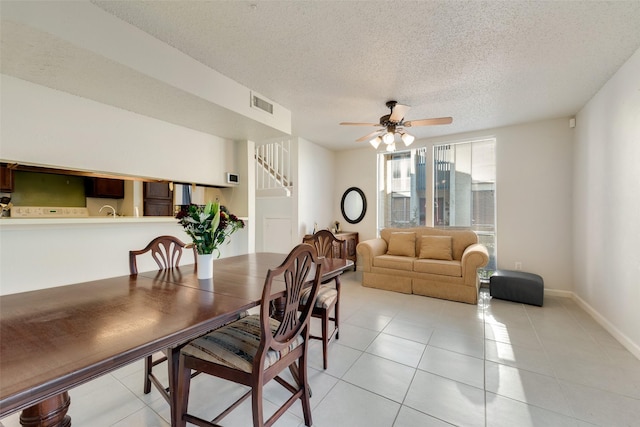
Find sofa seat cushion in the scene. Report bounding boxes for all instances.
[373,254,416,271]
[413,259,462,277]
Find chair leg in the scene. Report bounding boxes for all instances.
[334,277,341,340]
[299,352,313,426]
[143,355,153,394]
[175,356,192,427]
[322,308,329,370]
[334,296,340,341]
[251,376,265,427]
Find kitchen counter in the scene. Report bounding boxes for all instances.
[0,216,177,227]
[0,216,250,227]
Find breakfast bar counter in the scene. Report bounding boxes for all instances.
[0,217,250,296]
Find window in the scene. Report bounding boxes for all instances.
[378,149,427,227]
[378,139,496,276]
[433,139,496,275]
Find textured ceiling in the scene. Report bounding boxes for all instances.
[5,1,640,151]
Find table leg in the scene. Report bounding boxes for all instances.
[19,392,71,427]
[168,347,181,427]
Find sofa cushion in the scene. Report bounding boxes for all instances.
[373,254,415,271]
[381,227,478,260]
[419,236,453,260]
[387,232,416,257]
[413,259,462,277]
[416,229,477,260]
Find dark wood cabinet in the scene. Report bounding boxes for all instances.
[335,231,358,269]
[304,231,359,270]
[143,182,173,216]
[0,164,14,192]
[85,178,125,198]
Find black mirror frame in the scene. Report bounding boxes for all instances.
[341,187,367,224]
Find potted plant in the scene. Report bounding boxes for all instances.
[176,201,244,278]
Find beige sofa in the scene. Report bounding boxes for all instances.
[356,227,489,304]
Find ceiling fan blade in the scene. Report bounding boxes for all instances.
[389,103,410,122]
[339,122,382,126]
[404,117,453,127]
[356,130,384,142]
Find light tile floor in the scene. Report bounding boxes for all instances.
[2,271,639,427]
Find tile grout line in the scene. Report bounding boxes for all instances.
[482,289,488,427]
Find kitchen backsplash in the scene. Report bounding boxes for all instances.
[10,171,86,206]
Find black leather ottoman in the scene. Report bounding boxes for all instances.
[489,270,544,306]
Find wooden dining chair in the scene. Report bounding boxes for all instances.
[129,235,197,402]
[301,229,346,369]
[129,234,196,275]
[175,243,323,427]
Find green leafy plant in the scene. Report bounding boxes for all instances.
[176,201,244,256]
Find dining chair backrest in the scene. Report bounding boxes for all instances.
[303,229,347,260]
[257,243,322,365]
[129,235,196,275]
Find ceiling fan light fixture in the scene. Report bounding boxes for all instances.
[369,136,382,149]
[401,132,415,146]
[340,101,452,149]
[383,131,395,144]
[387,142,396,152]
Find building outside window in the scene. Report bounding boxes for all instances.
[433,139,496,277]
[378,139,496,277]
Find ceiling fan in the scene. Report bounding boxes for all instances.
[340,101,452,149]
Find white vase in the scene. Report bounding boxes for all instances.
[197,253,214,279]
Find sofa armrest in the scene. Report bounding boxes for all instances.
[461,243,490,285]
[356,238,387,272]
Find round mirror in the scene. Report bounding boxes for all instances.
[341,187,367,224]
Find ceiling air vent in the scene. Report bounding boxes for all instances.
[250,92,274,115]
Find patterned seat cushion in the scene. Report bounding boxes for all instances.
[299,285,337,309]
[181,314,304,373]
[300,286,338,309]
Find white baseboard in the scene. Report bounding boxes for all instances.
[546,288,639,359]
[544,288,573,298]
[570,292,640,360]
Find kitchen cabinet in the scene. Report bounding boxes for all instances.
[85,178,124,198]
[0,164,14,192]
[144,182,173,216]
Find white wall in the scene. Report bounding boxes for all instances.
[0,220,179,295]
[333,148,379,242]
[492,119,574,291]
[1,76,236,186]
[335,119,575,292]
[573,47,640,356]
[1,1,290,135]
[0,219,250,296]
[297,137,336,239]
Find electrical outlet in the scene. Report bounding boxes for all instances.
[515,262,522,271]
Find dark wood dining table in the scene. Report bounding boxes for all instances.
[0,252,352,427]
